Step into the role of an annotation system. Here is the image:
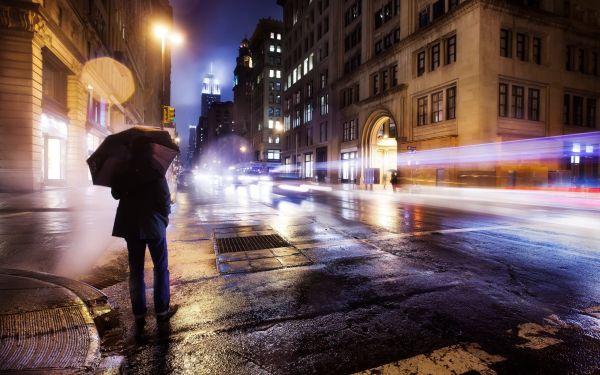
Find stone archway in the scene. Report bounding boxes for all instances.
[360,109,399,186]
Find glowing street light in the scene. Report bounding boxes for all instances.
[153,22,184,128]
[240,146,247,153]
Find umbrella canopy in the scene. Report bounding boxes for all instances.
[87,127,179,187]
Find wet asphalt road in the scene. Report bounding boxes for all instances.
[2,184,599,373]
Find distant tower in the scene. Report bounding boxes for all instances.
[233,38,253,136]
[201,64,221,117]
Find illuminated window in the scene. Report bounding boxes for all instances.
[431,91,443,123]
[277,45,282,53]
[275,136,280,144]
[268,149,280,160]
[269,69,275,78]
[305,153,314,178]
[512,86,524,118]
[276,70,281,78]
[268,136,273,143]
[270,32,275,39]
[268,120,274,128]
[270,45,275,52]
[277,33,281,40]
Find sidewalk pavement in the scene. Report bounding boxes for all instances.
[0,268,116,373]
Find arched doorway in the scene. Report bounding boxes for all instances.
[361,111,398,186]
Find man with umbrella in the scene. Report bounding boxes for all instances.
[88,128,179,334]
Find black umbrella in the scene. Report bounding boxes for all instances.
[87,127,179,187]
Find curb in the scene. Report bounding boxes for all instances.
[0,268,119,373]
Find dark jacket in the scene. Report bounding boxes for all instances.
[111,175,171,240]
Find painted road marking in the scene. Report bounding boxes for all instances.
[354,342,505,375]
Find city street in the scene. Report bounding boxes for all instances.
[75,181,600,374]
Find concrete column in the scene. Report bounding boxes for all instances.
[0,28,44,191]
[66,75,89,186]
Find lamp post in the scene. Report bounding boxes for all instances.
[153,24,183,127]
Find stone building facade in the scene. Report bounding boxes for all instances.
[279,0,334,181]
[234,20,285,167]
[0,0,172,191]
[278,0,600,187]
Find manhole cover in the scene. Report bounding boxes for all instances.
[215,234,291,254]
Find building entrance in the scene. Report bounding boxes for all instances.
[365,116,398,185]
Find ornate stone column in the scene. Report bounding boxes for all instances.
[0,5,45,191]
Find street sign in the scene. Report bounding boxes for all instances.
[407,146,417,153]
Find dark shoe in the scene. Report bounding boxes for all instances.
[156,304,178,323]
[133,317,146,339]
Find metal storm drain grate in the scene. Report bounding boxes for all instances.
[215,234,291,254]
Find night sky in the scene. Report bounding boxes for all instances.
[170,0,282,156]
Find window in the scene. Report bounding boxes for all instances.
[269,69,275,78]
[417,51,425,76]
[267,149,280,160]
[320,71,328,89]
[305,102,313,122]
[276,70,281,78]
[305,153,314,178]
[528,88,540,121]
[270,45,275,52]
[578,48,586,73]
[277,33,281,40]
[382,69,389,91]
[389,120,397,138]
[294,109,301,128]
[372,73,380,95]
[419,6,430,28]
[573,96,583,126]
[391,65,398,87]
[417,96,428,126]
[275,136,280,144]
[516,33,528,61]
[499,83,508,117]
[320,94,329,115]
[320,121,328,142]
[449,0,459,10]
[268,136,273,144]
[268,120,274,129]
[270,32,275,39]
[342,119,358,142]
[431,43,440,71]
[447,86,456,120]
[432,0,445,19]
[533,37,541,64]
[431,91,443,123]
[587,98,597,128]
[500,29,511,58]
[563,94,570,125]
[446,35,456,64]
[512,85,524,118]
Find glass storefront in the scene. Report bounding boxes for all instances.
[341,151,357,183]
[41,113,68,185]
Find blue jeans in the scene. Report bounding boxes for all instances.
[126,237,170,317]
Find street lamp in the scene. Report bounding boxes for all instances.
[153,23,183,126]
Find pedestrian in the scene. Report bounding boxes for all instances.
[111,137,178,335]
[390,170,399,192]
[382,172,388,189]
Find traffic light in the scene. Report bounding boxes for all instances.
[168,106,175,123]
[161,105,169,124]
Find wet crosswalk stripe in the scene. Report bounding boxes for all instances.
[354,342,505,375]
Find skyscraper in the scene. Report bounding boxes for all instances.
[201,65,221,117]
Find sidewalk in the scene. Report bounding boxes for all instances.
[0,268,112,372]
